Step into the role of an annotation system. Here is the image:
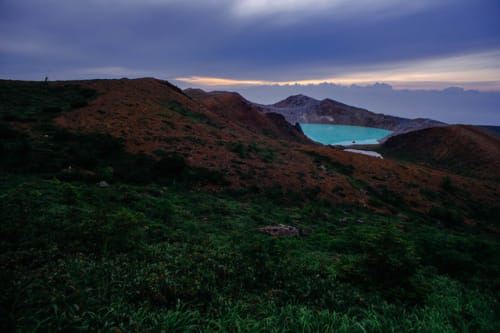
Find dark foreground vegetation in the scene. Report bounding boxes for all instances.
[1,80,499,332]
[1,178,499,332]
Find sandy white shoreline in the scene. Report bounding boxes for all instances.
[344,149,383,159]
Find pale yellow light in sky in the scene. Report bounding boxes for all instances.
[176,50,500,91]
[176,77,274,86]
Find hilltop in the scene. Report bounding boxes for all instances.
[257,94,445,135]
[381,125,500,180]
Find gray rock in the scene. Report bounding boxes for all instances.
[98,180,110,188]
[258,224,310,237]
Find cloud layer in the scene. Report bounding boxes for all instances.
[2,0,499,80]
[177,50,500,91]
[1,0,499,123]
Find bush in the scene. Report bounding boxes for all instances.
[429,206,463,225]
[154,152,186,178]
[302,150,354,175]
[0,123,21,140]
[338,222,420,301]
[440,176,455,192]
[41,106,62,113]
[0,82,96,121]
[0,184,45,249]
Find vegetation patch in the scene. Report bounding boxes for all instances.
[302,150,354,175]
[227,141,277,163]
[440,176,455,192]
[0,124,228,187]
[161,100,220,128]
[1,179,499,332]
[429,206,464,226]
[0,82,96,122]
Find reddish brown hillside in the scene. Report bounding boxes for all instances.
[185,89,310,143]
[52,78,325,191]
[382,125,500,179]
[43,78,499,225]
[54,78,231,155]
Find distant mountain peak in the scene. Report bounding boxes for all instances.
[273,94,319,108]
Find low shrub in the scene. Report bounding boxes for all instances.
[440,176,455,192]
[429,206,464,225]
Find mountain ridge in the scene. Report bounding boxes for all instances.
[256,94,446,137]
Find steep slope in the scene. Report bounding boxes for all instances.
[49,79,326,192]
[185,89,310,144]
[257,94,445,135]
[381,125,500,179]
[53,78,230,155]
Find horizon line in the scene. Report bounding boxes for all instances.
[174,76,500,92]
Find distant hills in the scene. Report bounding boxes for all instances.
[255,94,445,136]
[233,82,500,125]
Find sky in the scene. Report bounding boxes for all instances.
[1,0,500,124]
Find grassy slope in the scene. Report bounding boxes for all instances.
[1,179,499,332]
[1,80,499,332]
[380,125,500,180]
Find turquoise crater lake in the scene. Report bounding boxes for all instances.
[300,124,392,146]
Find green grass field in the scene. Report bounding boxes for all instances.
[1,177,499,332]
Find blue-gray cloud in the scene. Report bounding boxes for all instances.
[1,0,499,80]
